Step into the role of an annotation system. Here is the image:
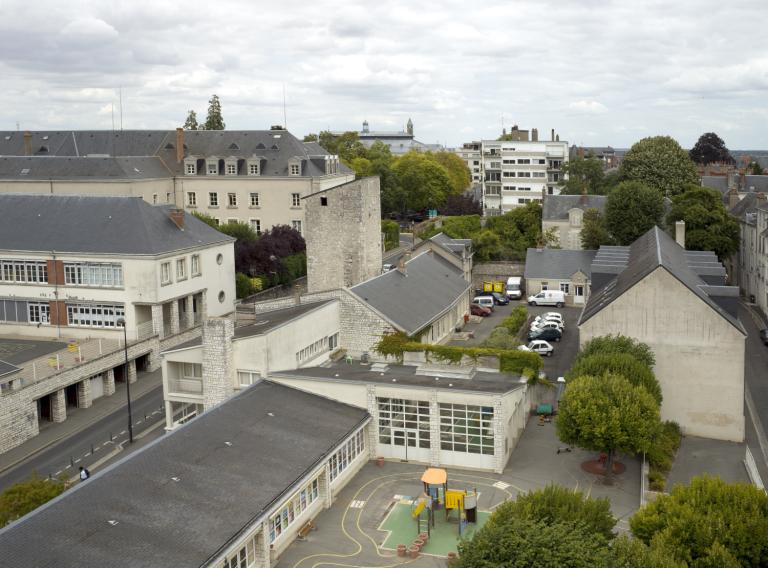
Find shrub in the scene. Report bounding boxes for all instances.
[647,421,682,490]
[482,327,517,350]
[577,334,655,368]
[381,219,400,251]
[235,272,261,299]
[568,352,662,405]
[648,470,666,492]
[501,306,528,335]
[0,474,68,527]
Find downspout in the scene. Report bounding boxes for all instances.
[52,251,61,338]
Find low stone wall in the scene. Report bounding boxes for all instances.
[472,261,525,290]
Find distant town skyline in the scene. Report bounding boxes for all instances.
[1,0,766,149]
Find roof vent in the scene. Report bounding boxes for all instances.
[3,135,10,140]
[42,135,49,141]
[107,520,119,526]
[267,412,275,417]
[37,145,49,153]
[256,143,266,150]
[20,168,29,175]
[164,143,174,150]
[224,441,233,447]
[228,143,240,150]
[271,144,279,150]
[171,476,180,482]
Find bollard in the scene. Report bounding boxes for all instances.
[110,432,113,442]
[91,444,94,454]
[70,457,74,467]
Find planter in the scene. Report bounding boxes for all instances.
[447,551,458,560]
[397,544,407,557]
[409,545,420,558]
[376,457,385,467]
[418,532,429,543]
[413,539,425,551]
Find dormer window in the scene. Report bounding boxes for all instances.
[289,162,301,176]
[225,162,237,175]
[207,161,218,175]
[248,162,260,176]
[185,162,196,175]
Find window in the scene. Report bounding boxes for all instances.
[237,370,260,387]
[503,171,515,178]
[533,172,546,177]
[28,302,50,324]
[248,163,260,175]
[560,283,570,294]
[541,281,548,290]
[439,403,494,455]
[66,303,125,328]
[538,159,546,164]
[290,163,300,175]
[329,430,365,483]
[185,163,196,175]
[216,253,224,265]
[63,263,123,287]
[218,290,226,303]
[191,254,201,276]
[0,260,48,284]
[249,219,261,235]
[378,398,430,449]
[249,192,260,207]
[209,192,218,207]
[187,192,197,206]
[152,194,158,204]
[161,262,171,284]
[228,193,237,207]
[296,336,327,364]
[518,171,531,178]
[207,162,218,175]
[320,196,328,206]
[269,476,321,543]
[292,220,302,234]
[291,193,301,207]
[226,163,237,175]
[328,332,339,351]
[176,258,187,280]
[518,159,531,164]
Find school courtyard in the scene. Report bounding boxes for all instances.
[276,417,641,567]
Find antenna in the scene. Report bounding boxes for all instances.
[111,103,116,157]
[282,83,287,130]
[118,87,123,131]
[15,122,20,131]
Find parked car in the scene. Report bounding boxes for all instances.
[760,329,768,345]
[518,340,554,357]
[530,321,564,333]
[474,291,510,306]
[533,312,564,326]
[472,296,495,311]
[527,290,566,308]
[382,263,395,272]
[528,327,562,342]
[470,303,492,317]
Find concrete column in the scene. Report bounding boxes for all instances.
[200,290,208,318]
[146,345,161,372]
[318,465,333,508]
[127,359,137,384]
[185,295,195,328]
[492,395,505,474]
[252,523,271,568]
[151,303,165,338]
[429,390,441,467]
[365,384,378,458]
[103,369,116,396]
[202,318,235,410]
[51,389,67,423]
[169,299,180,336]
[76,378,92,409]
[164,400,175,430]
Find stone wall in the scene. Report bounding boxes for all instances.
[202,318,235,410]
[472,261,525,290]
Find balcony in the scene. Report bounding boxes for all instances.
[167,376,203,396]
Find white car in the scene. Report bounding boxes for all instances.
[534,312,564,325]
[518,340,554,357]
[530,320,564,333]
[533,314,565,328]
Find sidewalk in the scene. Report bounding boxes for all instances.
[0,368,162,474]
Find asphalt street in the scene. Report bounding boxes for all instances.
[0,385,164,491]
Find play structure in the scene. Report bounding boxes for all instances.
[411,468,479,538]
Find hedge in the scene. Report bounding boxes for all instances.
[647,421,682,491]
[501,306,528,334]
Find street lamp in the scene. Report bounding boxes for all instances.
[117,317,134,444]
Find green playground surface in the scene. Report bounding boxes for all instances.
[379,501,490,557]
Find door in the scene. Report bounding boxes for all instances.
[392,430,417,461]
[574,285,585,305]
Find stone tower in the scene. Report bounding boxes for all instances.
[406,118,413,136]
[304,177,383,293]
[362,120,369,133]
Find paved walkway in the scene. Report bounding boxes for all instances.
[666,436,749,489]
[0,368,162,474]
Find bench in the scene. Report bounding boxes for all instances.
[297,520,316,540]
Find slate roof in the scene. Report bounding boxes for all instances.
[0,360,20,379]
[349,251,469,335]
[429,233,472,257]
[579,226,743,333]
[0,156,172,180]
[524,248,597,280]
[542,195,607,221]
[729,192,762,222]
[743,175,768,193]
[0,194,233,255]
[0,381,369,568]
[701,175,729,195]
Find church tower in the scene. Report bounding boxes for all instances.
[406,118,413,136]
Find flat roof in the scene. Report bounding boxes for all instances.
[271,360,525,395]
[0,337,67,365]
[0,380,369,567]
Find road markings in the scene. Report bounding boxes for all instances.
[119,430,126,435]
[135,420,143,425]
[493,481,510,490]
[349,500,366,509]
[74,459,81,464]
[54,470,62,476]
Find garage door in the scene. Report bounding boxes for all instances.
[90,375,104,400]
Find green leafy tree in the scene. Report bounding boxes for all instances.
[610,534,684,568]
[217,221,258,243]
[235,272,261,299]
[689,132,733,165]
[747,161,764,175]
[568,352,662,404]
[605,181,664,245]
[381,220,400,251]
[183,109,199,130]
[577,334,656,368]
[560,157,606,195]
[666,185,740,259]
[392,151,452,211]
[630,475,768,567]
[486,202,543,259]
[618,136,698,197]
[483,327,518,349]
[427,150,471,195]
[302,133,318,142]
[581,208,612,249]
[556,374,661,482]
[203,94,225,130]
[437,215,482,239]
[191,211,220,229]
[348,156,374,178]
[456,517,611,567]
[0,474,68,527]
[491,484,616,540]
[317,130,366,163]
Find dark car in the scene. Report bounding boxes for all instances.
[470,304,492,317]
[474,291,510,306]
[528,327,562,342]
[760,329,768,345]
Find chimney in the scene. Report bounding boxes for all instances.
[397,252,410,276]
[728,188,740,209]
[675,220,685,248]
[556,134,560,142]
[293,283,302,305]
[551,129,555,141]
[23,131,32,156]
[169,208,185,229]
[531,128,538,142]
[175,128,184,163]
[739,171,746,191]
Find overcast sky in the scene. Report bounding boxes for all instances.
[2,0,767,149]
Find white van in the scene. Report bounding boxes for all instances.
[506,276,523,299]
[527,290,566,308]
[472,296,495,311]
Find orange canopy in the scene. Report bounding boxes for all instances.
[421,468,448,485]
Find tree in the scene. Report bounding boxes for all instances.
[456,517,611,567]
[610,534,685,568]
[381,220,399,251]
[568,352,662,405]
[426,151,471,195]
[630,475,768,567]
[560,157,606,195]
[577,334,656,369]
[490,484,616,540]
[486,202,543,259]
[0,474,68,527]
[392,151,452,211]
[302,133,318,142]
[556,374,660,482]
[441,193,482,216]
[747,161,764,175]
[183,110,199,130]
[666,185,740,260]
[483,327,518,349]
[581,208,612,249]
[317,130,366,163]
[203,94,225,130]
[619,136,699,197]
[689,132,733,165]
[605,181,664,245]
[217,221,258,243]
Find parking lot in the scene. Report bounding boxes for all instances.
[452,301,582,380]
